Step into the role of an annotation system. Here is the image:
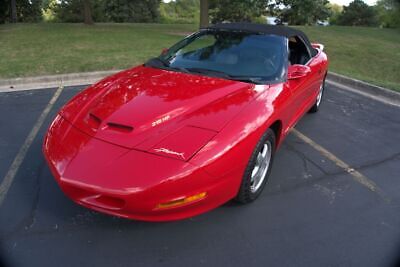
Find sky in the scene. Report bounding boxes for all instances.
[163,0,377,6]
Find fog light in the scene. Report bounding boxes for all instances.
[156,192,207,209]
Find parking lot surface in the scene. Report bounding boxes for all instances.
[0,82,399,267]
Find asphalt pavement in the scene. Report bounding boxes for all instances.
[0,83,399,267]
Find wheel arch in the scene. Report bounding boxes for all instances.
[269,120,283,149]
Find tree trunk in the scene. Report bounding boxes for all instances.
[83,0,93,25]
[10,0,17,23]
[200,0,209,28]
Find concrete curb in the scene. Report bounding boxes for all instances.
[327,72,400,104]
[1,70,399,105]
[0,70,122,93]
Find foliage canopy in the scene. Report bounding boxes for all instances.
[336,0,379,26]
[0,0,399,28]
[209,0,270,23]
[271,0,331,25]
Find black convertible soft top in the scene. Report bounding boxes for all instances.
[204,22,318,56]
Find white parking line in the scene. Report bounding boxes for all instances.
[0,85,65,206]
[326,80,400,107]
[292,129,390,203]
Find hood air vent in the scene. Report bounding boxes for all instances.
[106,122,134,133]
[88,113,102,129]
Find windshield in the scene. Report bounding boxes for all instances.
[146,30,288,84]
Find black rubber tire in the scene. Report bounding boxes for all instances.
[235,128,276,204]
[309,77,326,113]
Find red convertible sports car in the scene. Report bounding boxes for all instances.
[43,23,328,221]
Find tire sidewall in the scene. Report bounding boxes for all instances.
[236,128,276,203]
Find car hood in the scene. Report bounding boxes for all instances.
[60,66,264,149]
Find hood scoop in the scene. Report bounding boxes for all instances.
[87,112,133,133]
[87,113,102,130]
[105,122,134,133]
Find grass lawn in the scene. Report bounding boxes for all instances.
[0,23,195,78]
[297,26,400,91]
[0,23,399,91]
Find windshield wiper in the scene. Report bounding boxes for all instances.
[145,57,170,68]
[145,58,191,74]
[186,68,264,84]
[227,76,265,85]
[186,68,230,77]
[170,66,190,73]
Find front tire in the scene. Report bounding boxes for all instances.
[235,128,276,204]
[309,77,326,113]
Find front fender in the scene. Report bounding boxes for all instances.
[191,83,288,183]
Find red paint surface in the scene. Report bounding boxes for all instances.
[43,46,328,221]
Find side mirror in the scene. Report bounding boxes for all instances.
[288,64,311,80]
[161,48,169,56]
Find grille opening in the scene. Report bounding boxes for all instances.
[92,195,125,210]
[62,183,125,210]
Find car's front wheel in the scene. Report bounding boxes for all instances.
[309,77,326,113]
[235,128,276,204]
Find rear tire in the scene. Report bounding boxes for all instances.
[309,77,326,113]
[235,128,276,204]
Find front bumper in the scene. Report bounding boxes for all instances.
[43,115,235,221]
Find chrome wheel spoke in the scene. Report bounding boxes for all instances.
[251,165,260,178]
[261,144,268,157]
[256,153,264,165]
[250,141,272,193]
[316,83,324,107]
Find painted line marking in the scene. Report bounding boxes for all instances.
[291,128,390,203]
[326,80,400,107]
[0,84,65,206]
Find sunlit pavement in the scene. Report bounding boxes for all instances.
[1,83,399,267]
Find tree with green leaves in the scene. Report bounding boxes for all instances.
[271,0,331,25]
[83,0,93,24]
[54,0,99,23]
[209,0,270,23]
[103,0,161,23]
[0,0,9,23]
[200,0,208,27]
[11,0,17,23]
[160,0,200,24]
[327,3,343,24]
[337,0,378,26]
[375,0,400,27]
[1,0,43,23]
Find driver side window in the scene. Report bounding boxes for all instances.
[289,36,311,65]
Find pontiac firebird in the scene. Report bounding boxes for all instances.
[43,23,328,221]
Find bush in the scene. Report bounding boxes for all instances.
[160,0,199,24]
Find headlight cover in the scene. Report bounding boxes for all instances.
[150,126,217,161]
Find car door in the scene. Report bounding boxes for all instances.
[286,36,315,128]
[305,50,324,106]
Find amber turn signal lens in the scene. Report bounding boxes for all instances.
[156,192,207,209]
